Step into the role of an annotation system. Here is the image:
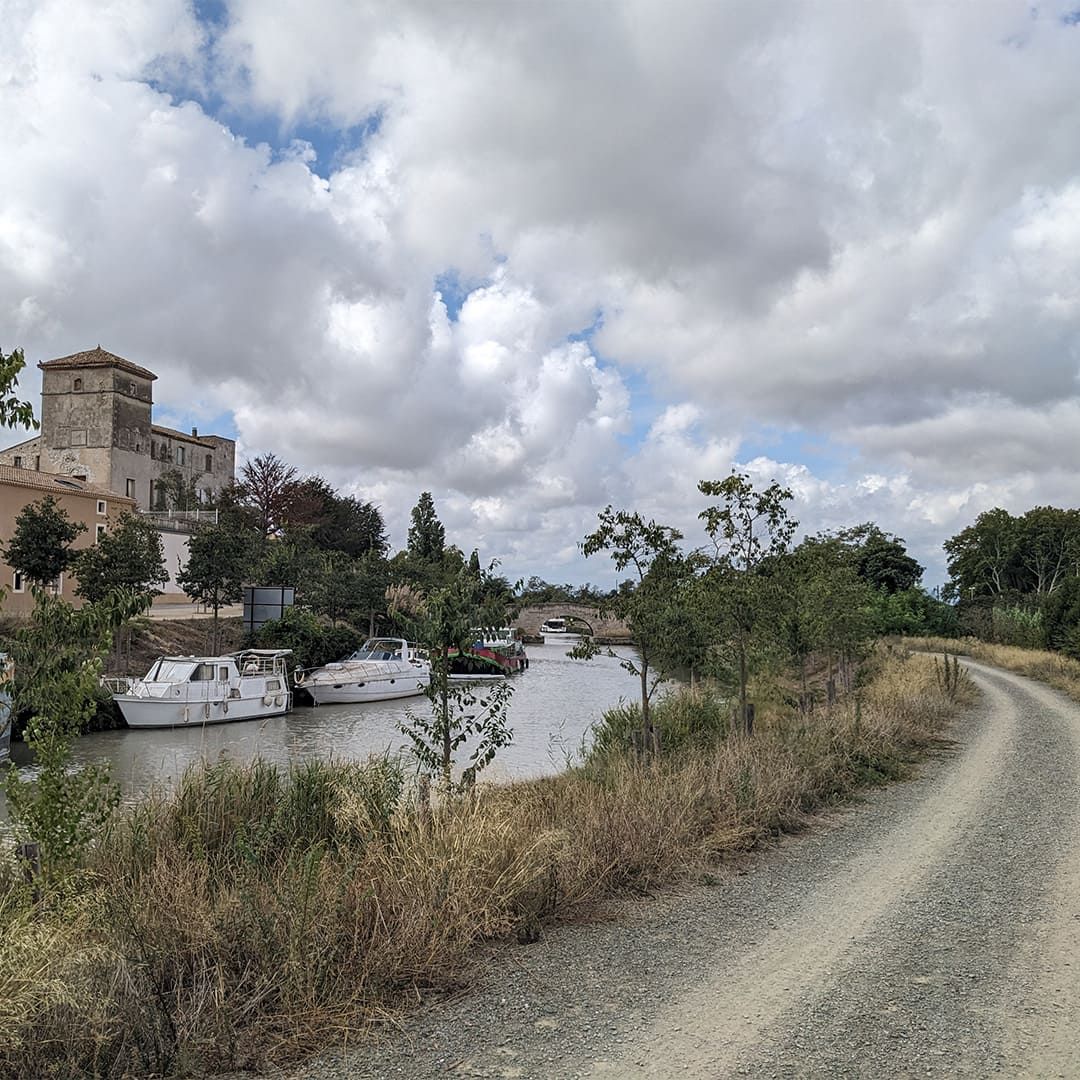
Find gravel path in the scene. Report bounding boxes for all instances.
[260,660,1080,1079]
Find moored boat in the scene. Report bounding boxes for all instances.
[109,649,292,729]
[295,638,430,705]
[448,627,529,681]
[539,618,579,640]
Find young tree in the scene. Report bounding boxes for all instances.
[6,589,147,882]
[3,494,86,585]
[396,571,513,792]
[75,512,168,605]
[407,491,446,563]
[176,521,254,651]
[577,507,694,755]
[698,472,797,734]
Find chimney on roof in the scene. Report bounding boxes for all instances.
[191,427,198,437]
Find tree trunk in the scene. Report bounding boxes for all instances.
[738,645,748,735]
[640,664,652,757]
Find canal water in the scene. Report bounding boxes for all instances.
[8,640,642,804]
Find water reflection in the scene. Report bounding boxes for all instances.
[8,642,641,805]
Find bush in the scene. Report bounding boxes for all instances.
[251,607,363,670]
[590,684,731,759]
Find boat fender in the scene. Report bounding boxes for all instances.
[295,671,305,685]
[222,700,228,714]
[275,695,284,708]
[204,702,211,720]
[263,694,274,707]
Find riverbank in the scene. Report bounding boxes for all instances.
[0,646,971,1078]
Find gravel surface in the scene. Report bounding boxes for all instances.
[252,660,1080,1079]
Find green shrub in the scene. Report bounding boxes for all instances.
[590,684,731,759]
[251,607,363,670]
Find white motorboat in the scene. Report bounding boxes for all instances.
[540,618,579,639]
[295,638,430,705]
[109,649,292,729]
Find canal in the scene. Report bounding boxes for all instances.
[8,640,643,803]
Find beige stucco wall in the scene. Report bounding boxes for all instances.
[0,470,137,615]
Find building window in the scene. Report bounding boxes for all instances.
[12,456,21,468]
[11,572,23,594]
[97,499,107,515]
[34,455,39,470]
[205,453,212,472]
[129,381,137,395]
[125,478,135,498]
[45,574,62,595]
[73,378,82,391]
[96,523,107,541]
[71,428,87,447]
[73,473,87,481]
[176,446,186,466]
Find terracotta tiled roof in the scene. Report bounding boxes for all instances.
[0,464,134,503]
[39,346,156,382]
[151,424,217,447]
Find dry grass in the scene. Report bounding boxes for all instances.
[0,648,972,1078]
[908,635,1080,705]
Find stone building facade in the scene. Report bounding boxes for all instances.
[0,347,235,510]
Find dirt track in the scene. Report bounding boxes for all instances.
[275,660,1080,1079]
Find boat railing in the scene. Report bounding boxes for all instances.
[234,652,289,676]
[101,675,134,695]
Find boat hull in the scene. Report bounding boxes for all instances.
[307,670,430,705]
[116,693,290,728]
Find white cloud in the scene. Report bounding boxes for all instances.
[5,0,1080,588]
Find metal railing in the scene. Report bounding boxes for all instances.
[139,509,219,532]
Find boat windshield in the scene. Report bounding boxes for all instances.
[145,659,197,683]
[349,639,404,661]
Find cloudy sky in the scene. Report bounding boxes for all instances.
[4,0,1080,588]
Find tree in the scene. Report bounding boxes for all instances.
[176,521,254,651]
[849,525,923,594]
[943,508,1021,600]
[698,472,797,733]
[407,491,446,563]
[75,512,168,605]
[313,492,388,558]
[1042,575,1080,658]
[0,346,39,430]
[6,589,146,882]
[578,507,694,755]
[239,452,298,543]
[3,494,86,585]
[1016,507,1080,596]
[153,468,202,511]
[396,571,513,792]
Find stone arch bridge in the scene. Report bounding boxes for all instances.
[514,603,631,644]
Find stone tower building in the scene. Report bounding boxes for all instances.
[0,346,235,509]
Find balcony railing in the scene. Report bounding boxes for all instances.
[140,509,219,532]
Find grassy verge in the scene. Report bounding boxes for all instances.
[0,648,972,1078]
[908,635,1080,705]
